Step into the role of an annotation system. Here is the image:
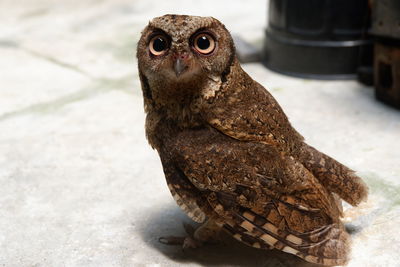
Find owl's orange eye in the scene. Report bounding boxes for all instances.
[149,35,169,56]
[193,33,215,55]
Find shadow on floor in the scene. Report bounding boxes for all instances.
[136,203,323,267]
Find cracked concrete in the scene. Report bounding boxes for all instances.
[1,0,400,266]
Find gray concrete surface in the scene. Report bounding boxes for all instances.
[1,1,399,266]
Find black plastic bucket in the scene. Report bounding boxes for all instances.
[263,0,371,80]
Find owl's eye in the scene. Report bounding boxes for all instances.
[193,33,215,55]
[149,35,169,56]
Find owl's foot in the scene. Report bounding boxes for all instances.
[158,223,203,249]
[158,235,203,248]
[158,219,221,249]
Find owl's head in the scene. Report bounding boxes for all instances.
[137,15,235,83]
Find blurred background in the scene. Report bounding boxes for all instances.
[0,0,399,266]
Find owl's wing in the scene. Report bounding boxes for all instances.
[201,71,367,207]
[163,127,349,266]
[161,159,209,224]
[201,73,304,152]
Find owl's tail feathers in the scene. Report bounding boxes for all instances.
[226,209,351,266]
[299,144,368,206]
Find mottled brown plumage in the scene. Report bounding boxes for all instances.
[137,14,368,266]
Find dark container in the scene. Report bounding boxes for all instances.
[263,0,372,79]
[371,0,400,109]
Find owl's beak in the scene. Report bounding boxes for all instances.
[174,58,188,77]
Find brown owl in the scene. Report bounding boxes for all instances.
[136,14,368,266]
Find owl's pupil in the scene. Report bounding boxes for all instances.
[153,37,166,52]
[197,36,210,50]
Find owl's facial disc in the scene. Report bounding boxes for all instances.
[170,32,216,78]
[147,33,194,79]
[146,27,221,80]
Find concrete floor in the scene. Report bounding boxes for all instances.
[1,1,400,266]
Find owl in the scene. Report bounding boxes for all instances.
[137,14,368,266]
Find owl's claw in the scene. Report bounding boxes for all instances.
[158,222,204,249]
[158,235,203,249]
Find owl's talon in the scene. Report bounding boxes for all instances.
[158,235,203,249]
